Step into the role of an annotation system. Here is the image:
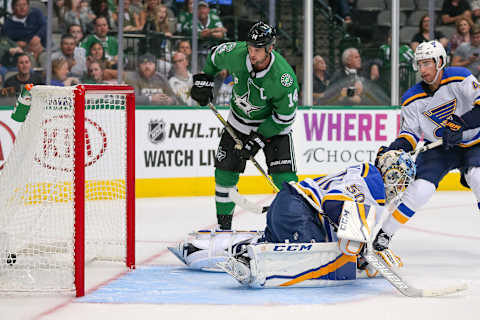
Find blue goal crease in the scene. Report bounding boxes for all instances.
[76,266,391,305]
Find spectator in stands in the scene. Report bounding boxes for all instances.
[125,53,176,105]
[168,51,193,106]
[51,57,80,87]
[450,17,472,55]
[130,0,143,17]
[441,0,473,26]
[90,0,115,28]
[140,4,174,60]
[214,69,233,106]
[82,60,106,84]
[139,0,161,30]
[81,16,118,69]
[0,35,24,78]
[375,31,415,95]
[52,34,87,79]
[472,0,480,22]
[68,24,86,50]
[328,0,353,24]
[312,55,330,105]
[27,38,47,71]
[180,1,226,39]
[86,42,117,80]
[177,39,192,68]
[411,15,449,51]
[328,48,364,105]
[176,0,192,33]
[2,0,47,49]
[180,1,226,70]
[64,0,96,34]
[452,24,480,77]
[112,0,142,31]
[54,0,66,30]
[3,53,43,95]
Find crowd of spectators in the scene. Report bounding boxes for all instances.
[319,0,480,105]
[0,0,232,106]
[9,0,480,107]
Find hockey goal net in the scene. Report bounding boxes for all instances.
[0,85,135,296]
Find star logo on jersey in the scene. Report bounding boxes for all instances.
[423,99,456,138]
[148,119,166,144]
[233,78,266,117]
[280,73,293,87]
[234,91,262,116]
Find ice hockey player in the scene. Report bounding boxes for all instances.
[190,21,299,230]
[373,40,480,253]
[170,151,416,287]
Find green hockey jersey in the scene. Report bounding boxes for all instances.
[203,41,299,138]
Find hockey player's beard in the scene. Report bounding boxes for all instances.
[251,53,271,72]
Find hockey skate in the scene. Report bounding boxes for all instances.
[217,256,252,285]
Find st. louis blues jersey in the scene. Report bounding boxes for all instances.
[400,67,480,149]
[293,163,386,241]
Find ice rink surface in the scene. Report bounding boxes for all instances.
[1,191,479,320]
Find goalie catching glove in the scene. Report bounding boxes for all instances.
[191,73,214,106]
[239,131,266,160]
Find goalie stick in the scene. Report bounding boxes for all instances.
[304,189,467,297]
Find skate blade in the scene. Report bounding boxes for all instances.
[167,246,187,265]
[217,257,250,285]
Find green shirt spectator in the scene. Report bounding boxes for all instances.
[81,16,118,67]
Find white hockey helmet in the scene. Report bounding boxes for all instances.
[377,150,416,202]
[413,40,447,72]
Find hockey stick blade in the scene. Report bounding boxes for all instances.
[362,248,467,297]
[229,189,268,214]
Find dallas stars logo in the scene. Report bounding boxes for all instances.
[233,78,265,117]
[281,73,293,87]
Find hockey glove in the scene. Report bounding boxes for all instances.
[191,73,214,106]
[441,114,467,150]
[372,228,392,252]
[239,131,266,160]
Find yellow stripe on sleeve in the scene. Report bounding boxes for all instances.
[392,209,409,224]
[402,92,427,106]
[362,163,369,178]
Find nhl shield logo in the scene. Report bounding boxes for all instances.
[148,119,166,144]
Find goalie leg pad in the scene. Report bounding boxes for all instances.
[223,242,357,288]
[169,230,261,271]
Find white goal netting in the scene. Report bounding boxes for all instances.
[0,85,133,294]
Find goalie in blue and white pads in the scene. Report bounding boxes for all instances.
[170,151,415,288]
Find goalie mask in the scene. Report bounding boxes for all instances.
[377,150,416,202]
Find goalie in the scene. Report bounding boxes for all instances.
[169,151,416,288]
